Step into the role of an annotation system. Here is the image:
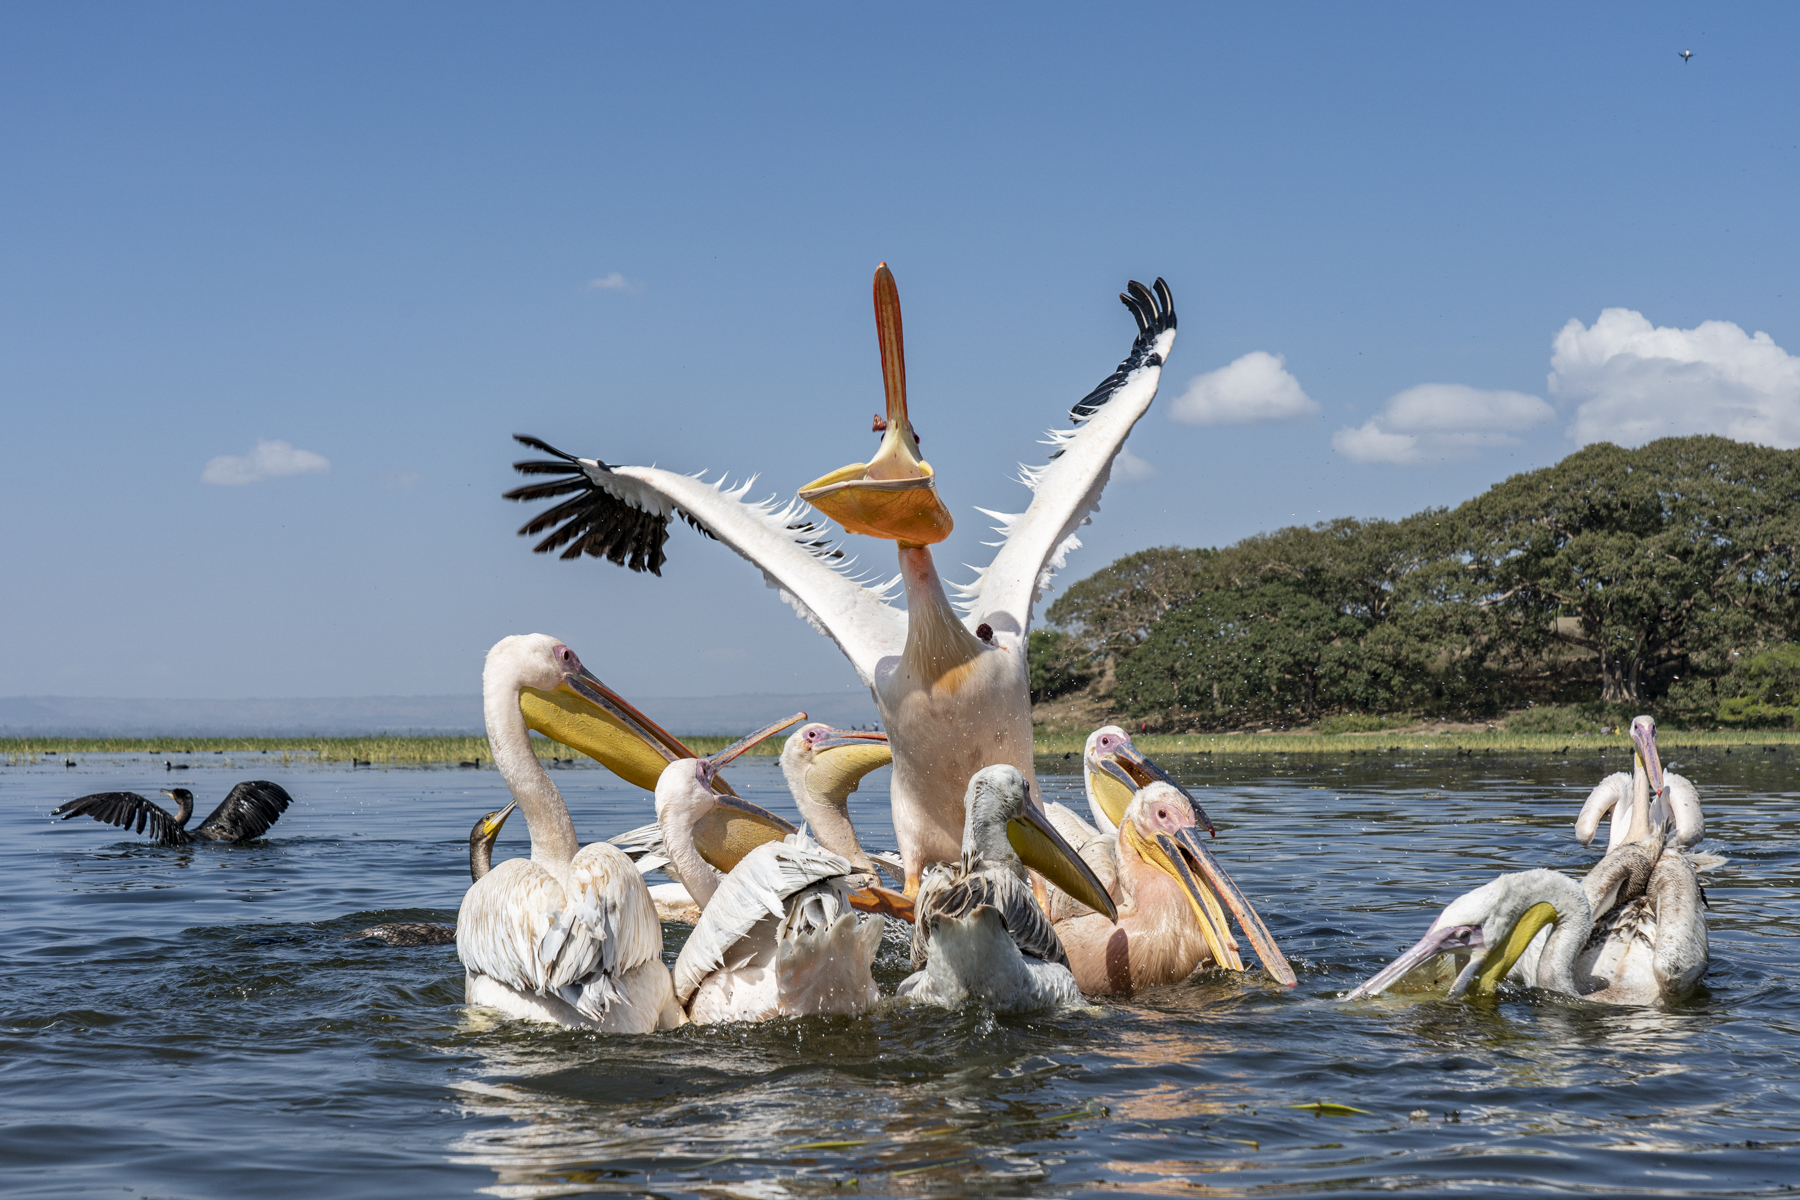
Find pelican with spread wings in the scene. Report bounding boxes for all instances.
[505,265,1176,893]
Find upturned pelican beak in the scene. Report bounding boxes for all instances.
[520,656,743,794]
[1007,802,1118,922]
[685,713,808,874]
[1631,719,1666,798]
[1089,742,1216,836]
[797,264,955,546]
[807,731,894,798]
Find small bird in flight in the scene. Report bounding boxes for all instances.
[1680,49,1694,63]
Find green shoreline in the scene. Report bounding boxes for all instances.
[5,728,1797,765]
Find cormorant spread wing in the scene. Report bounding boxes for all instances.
[194,781,293,842]
[52,792,190,847]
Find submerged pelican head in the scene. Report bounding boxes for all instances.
[1344,868,1587,1001]
[798,263,955,546]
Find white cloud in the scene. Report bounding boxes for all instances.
[201,440,331,486]
[1550,308,1800,448]
[1169,351,1319,426]
[1333,384,1553,465]
[1112,447,1156,482]
[589,272,639,291]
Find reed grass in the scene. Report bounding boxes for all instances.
[6,727,1794,766]
[0,732,789,766]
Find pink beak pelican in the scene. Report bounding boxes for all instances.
[503,265,1177,894]
[1043,727,1295,990]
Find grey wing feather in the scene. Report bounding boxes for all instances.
[194,781,292,842]
[52,792,188,847]
[920,860,1068,969]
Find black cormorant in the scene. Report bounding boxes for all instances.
[51,782,292,845]
[348,803,516,946]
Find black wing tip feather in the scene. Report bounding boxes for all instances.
[1067,276,1177,426]
[53,791,186,846]
[197,780,293,843]
[503,432,671,575]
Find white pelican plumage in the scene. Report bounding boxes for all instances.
[650,716,911,1023]
[503,265,1177,892]
[1043,728,1295,987]
[1568,715,1708,1003]
[1348,718,1707,1005]
[1576,715,1703,851]
[900,764,1117,1012]
[455,634,686,1032]
[778,724,903,884]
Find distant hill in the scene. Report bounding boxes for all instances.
[0,691,880,738]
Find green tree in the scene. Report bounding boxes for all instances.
[1715,644,1800,729]
[1045,547,1214,659]
[1116,583,1359,725]
[1458,437,1800,703]
[1027,629,1094,704]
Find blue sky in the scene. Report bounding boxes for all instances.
[3,4,1796,702]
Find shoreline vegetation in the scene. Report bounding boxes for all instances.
[1035,437,1800,734]
[5,726,1796,766]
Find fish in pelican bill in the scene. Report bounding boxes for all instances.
[504,264,1177,894]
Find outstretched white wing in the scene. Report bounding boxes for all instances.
[953,279,1177,640]
[505,438,906,687]
[672,833,852,1006]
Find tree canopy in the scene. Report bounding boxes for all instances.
[1040,436,1800,730]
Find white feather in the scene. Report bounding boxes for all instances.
[955,327,1175,631]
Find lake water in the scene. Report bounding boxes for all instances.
[3,747,1796,1198]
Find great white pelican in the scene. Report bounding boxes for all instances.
[643,715,912,1023]
[1347,717,1707,1006]
[503,265,1177,892]
[455,633,687,1032]
[1044,727,1295,988]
